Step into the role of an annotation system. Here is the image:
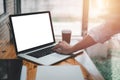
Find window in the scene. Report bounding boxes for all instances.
[0,0,5,16]
[21,0,83,37]
[88,0,110,30]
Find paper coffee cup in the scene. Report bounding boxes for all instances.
[62,30,71,44]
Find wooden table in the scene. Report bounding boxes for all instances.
[0,43,104,80]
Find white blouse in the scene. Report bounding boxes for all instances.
[88,15,120,43]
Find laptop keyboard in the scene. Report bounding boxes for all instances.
[28,46,55,58]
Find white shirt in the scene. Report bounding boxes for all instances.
[88,15,120,43]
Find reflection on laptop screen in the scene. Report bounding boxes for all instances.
[10,12,54,52]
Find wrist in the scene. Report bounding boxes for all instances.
[70,46,76,53]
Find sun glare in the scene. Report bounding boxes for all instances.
[97,0,105,9]
[89,0,107,19]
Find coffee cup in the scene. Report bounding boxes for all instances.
[62,29,71,44]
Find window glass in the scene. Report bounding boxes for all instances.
[0,0,4,15]
[21,0,83,37]
[88,0,110,30]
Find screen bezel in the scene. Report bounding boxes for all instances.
[9,11,56,54]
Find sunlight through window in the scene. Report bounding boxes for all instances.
[21,0,83,37]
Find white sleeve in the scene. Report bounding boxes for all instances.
[88,22,118,43]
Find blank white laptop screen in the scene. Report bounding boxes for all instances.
[11,13,54,52]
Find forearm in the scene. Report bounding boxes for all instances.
[71,35,97,52]
[71,15,120,53]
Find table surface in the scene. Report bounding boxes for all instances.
[0,42,104,80]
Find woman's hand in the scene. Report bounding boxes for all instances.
[52,41,73,54]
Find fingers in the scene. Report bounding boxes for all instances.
[52,41,71,54]
[52,43,61,50]
[55,48,62,53]
[52,45,62,53]
[52,41,63,53]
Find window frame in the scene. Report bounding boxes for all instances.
[14,0,21,14]
[0,0,6,17]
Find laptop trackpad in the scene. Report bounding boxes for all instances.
[37,53,70,65]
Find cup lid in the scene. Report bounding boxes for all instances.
[62,29,71,33]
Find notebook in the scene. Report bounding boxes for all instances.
[0,59,22,80]
[9,11,83,65]
[36,66,84,80]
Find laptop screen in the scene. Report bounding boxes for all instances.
[10,11,55,52]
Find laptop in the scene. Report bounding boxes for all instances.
[9,11,83,65]
[35,66,84,80]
